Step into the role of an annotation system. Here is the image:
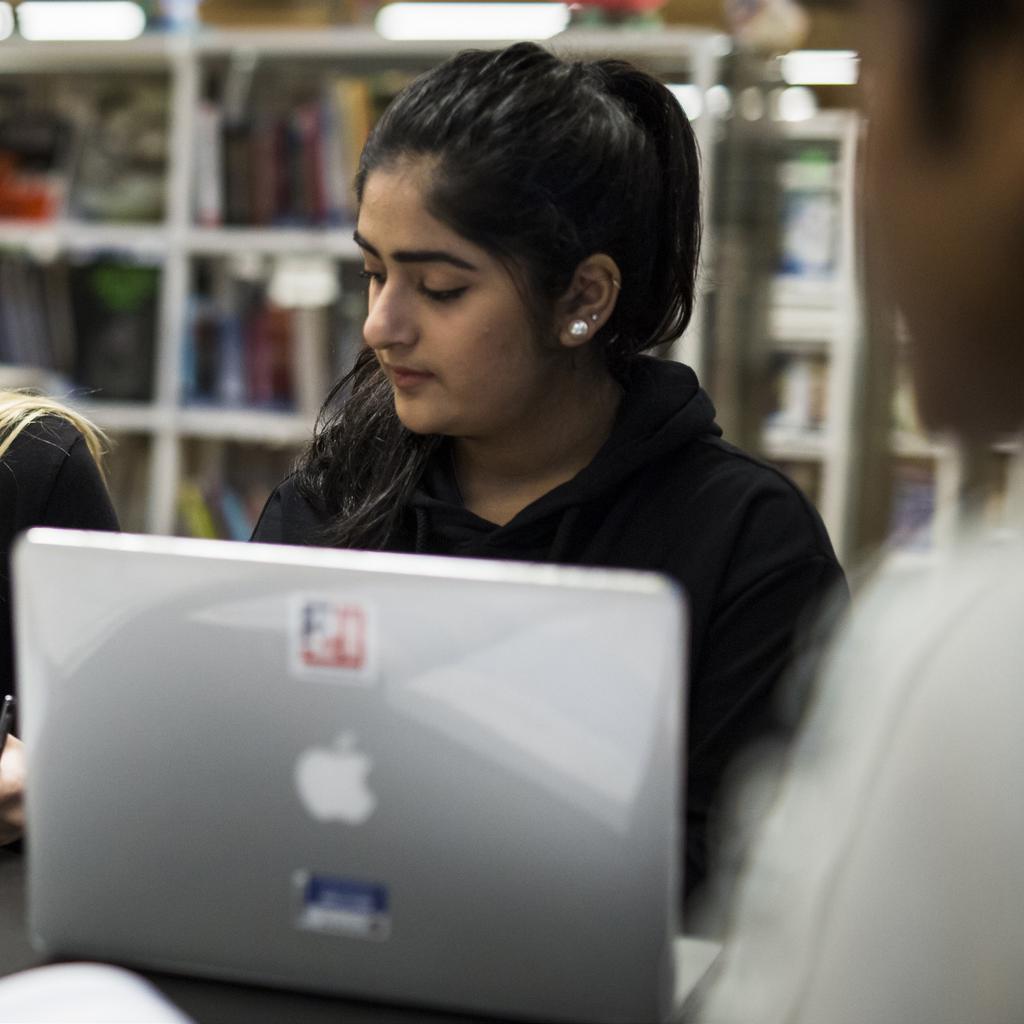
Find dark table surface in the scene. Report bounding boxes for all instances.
[0,848,492,1023]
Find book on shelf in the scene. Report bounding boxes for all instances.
[0,75,169,226]
[71,260,159,402]
[246,302,294,408]
[67,81,169,224]
[103,433,151,533]
[197,73,406,228]
[179,479,269,541]
[183,260,339,412]
[764,351,829,434]
[177,440,299,541]
[0,253,76,385]
[194,99,224,229]
[177,479,220,539]
[199,0,361,27]
[329,77,373,222]
[775,137,843,306]
[889,458,936,552]
[0,254,54,370]
[0,105,71,221]
[184,288,262,408]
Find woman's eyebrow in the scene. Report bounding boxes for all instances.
[353,230,478,272]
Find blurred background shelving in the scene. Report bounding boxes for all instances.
[0,0,1016,565]
[0,24,727,538]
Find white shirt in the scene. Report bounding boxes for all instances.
[700,528,1024,1024]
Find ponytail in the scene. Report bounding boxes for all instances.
[592,60,702,366]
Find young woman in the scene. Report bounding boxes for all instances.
[700,1,1024,1019]
[0,392,119,844]
[253,43,845,903]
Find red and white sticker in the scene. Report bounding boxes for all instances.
[290,595,377,684]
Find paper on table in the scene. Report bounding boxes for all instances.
[0,962,194,1023]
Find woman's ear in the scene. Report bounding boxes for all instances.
[555,254,622,348]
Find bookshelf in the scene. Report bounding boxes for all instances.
[761,110,863,562]
[2,29,1012,566]
[0,26,729,538]
[758,111,1024,564]
[792,115,1024,563]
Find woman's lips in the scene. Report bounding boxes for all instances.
[389,366,434,389]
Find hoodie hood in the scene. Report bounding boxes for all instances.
[408,356,721,560]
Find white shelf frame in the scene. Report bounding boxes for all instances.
[187,228,361,259]
[761,427,829,463]
[177,408,315,445]
[769,111,863,562]
[0,222,171,258]
[193,25,727,63]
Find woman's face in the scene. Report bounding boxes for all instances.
[863,0,1024,437]
[356,161,569,442]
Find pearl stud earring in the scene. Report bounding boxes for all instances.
[569,319,589,338]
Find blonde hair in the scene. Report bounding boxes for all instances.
[0,391,110,478]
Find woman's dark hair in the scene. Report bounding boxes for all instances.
[908,0,1023,140]
[296,42,702,549]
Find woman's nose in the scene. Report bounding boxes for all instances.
[362,283,417,352]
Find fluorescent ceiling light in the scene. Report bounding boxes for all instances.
[376,2,569,41]
[18,1,146,41]
[0,3,13,40]
[781,50,859,86]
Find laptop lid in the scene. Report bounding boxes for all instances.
[14,529,686,1024]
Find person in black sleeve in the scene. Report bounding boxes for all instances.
[0,393,119,844]
[251,43,847,906]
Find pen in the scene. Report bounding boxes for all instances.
[0,695,15,764]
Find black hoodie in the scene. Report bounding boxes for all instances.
[1,416,119,700]
[253,357,846,900]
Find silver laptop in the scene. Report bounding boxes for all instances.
[14,528,705,1023]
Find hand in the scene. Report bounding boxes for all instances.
[0,735,25,845]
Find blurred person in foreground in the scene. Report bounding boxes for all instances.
[0,393,119,844]
[698,1,1024,1021]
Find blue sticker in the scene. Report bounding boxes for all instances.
[294,871,391,941]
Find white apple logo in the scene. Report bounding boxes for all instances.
[295,732,377,824]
